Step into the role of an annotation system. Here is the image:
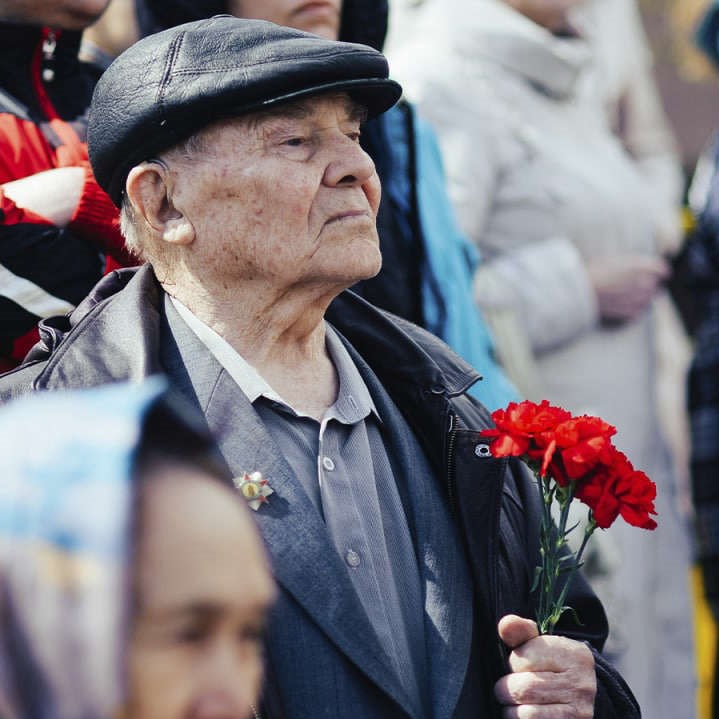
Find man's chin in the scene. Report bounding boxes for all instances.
[328,259,382,295]
[354,254,382,282]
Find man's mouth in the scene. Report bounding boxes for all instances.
[327,210,370,224]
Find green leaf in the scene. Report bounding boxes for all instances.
[563,520,581,536]
[530,565,543,593]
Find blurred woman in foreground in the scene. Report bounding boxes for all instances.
[0,378,275,719]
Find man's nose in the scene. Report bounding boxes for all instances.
[322,135,376,188]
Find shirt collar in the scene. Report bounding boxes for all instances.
[324,323,379,425]
[169,295,379,424]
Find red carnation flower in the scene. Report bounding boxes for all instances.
[480,400,571,459]
[476,398,657,635]
[539,415,617,483]
[575,448,657,530]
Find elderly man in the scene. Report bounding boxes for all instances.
[0,16,638,719]
[136,0,521,412]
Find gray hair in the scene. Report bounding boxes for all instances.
[119,195,142,259]
[118,131,210,264]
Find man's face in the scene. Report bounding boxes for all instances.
[126,466,275,719]
[166,93,382,297]
[0,0,110,29]
[227,0,341,40]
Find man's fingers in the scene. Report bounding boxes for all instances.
[495,663,594,701]
[499,703,583,719]
[493,629,597,719]
[497,614,539,649]
[495,670,577,705]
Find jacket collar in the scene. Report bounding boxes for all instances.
[460,0,591,100]
[326,291,481,397]
[32,266,164,390]
[32,265,481,399]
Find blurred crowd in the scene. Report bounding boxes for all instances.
[1,0,719,717]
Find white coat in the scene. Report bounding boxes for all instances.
[387,2,695,717]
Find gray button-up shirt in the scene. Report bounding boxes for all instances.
[171,298,428,713]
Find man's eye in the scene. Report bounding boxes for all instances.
[283,137,307,147]
[347,131,361,143]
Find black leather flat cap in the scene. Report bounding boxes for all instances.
[88,15,402,205]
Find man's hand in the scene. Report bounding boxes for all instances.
[494,614,596,718]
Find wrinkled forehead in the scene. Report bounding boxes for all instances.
[201,92,368,142]
[251,92,368,124]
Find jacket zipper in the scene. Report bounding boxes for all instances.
[41,28,57,82]
[446,408,508,687]
[30,28,87,164]
[251,704,262,719]
[32,28,61,119]
[445,411,460,514]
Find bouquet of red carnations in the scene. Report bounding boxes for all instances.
[479,400,658,635]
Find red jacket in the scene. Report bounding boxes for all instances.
[0,22,131,371]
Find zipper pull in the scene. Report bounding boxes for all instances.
[447,413,455,433]
[42,30,57,82]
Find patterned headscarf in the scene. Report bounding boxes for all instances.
[0,378,214,719]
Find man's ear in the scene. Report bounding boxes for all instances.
[125,162,195,246]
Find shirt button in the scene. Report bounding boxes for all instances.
[322,456,335,471]
[345,549,361,568]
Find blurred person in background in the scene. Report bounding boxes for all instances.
[0,0,132,373]
[387,1,695,717]
[0,379,275,719]
[684,2,719,715]
[136,0,519,411]
[80,0,140,69]
[571,0,694,548]
[571,0,685,257]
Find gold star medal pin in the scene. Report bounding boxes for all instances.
[233,471,274,511]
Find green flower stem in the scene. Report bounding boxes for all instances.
[533,469,597,635]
